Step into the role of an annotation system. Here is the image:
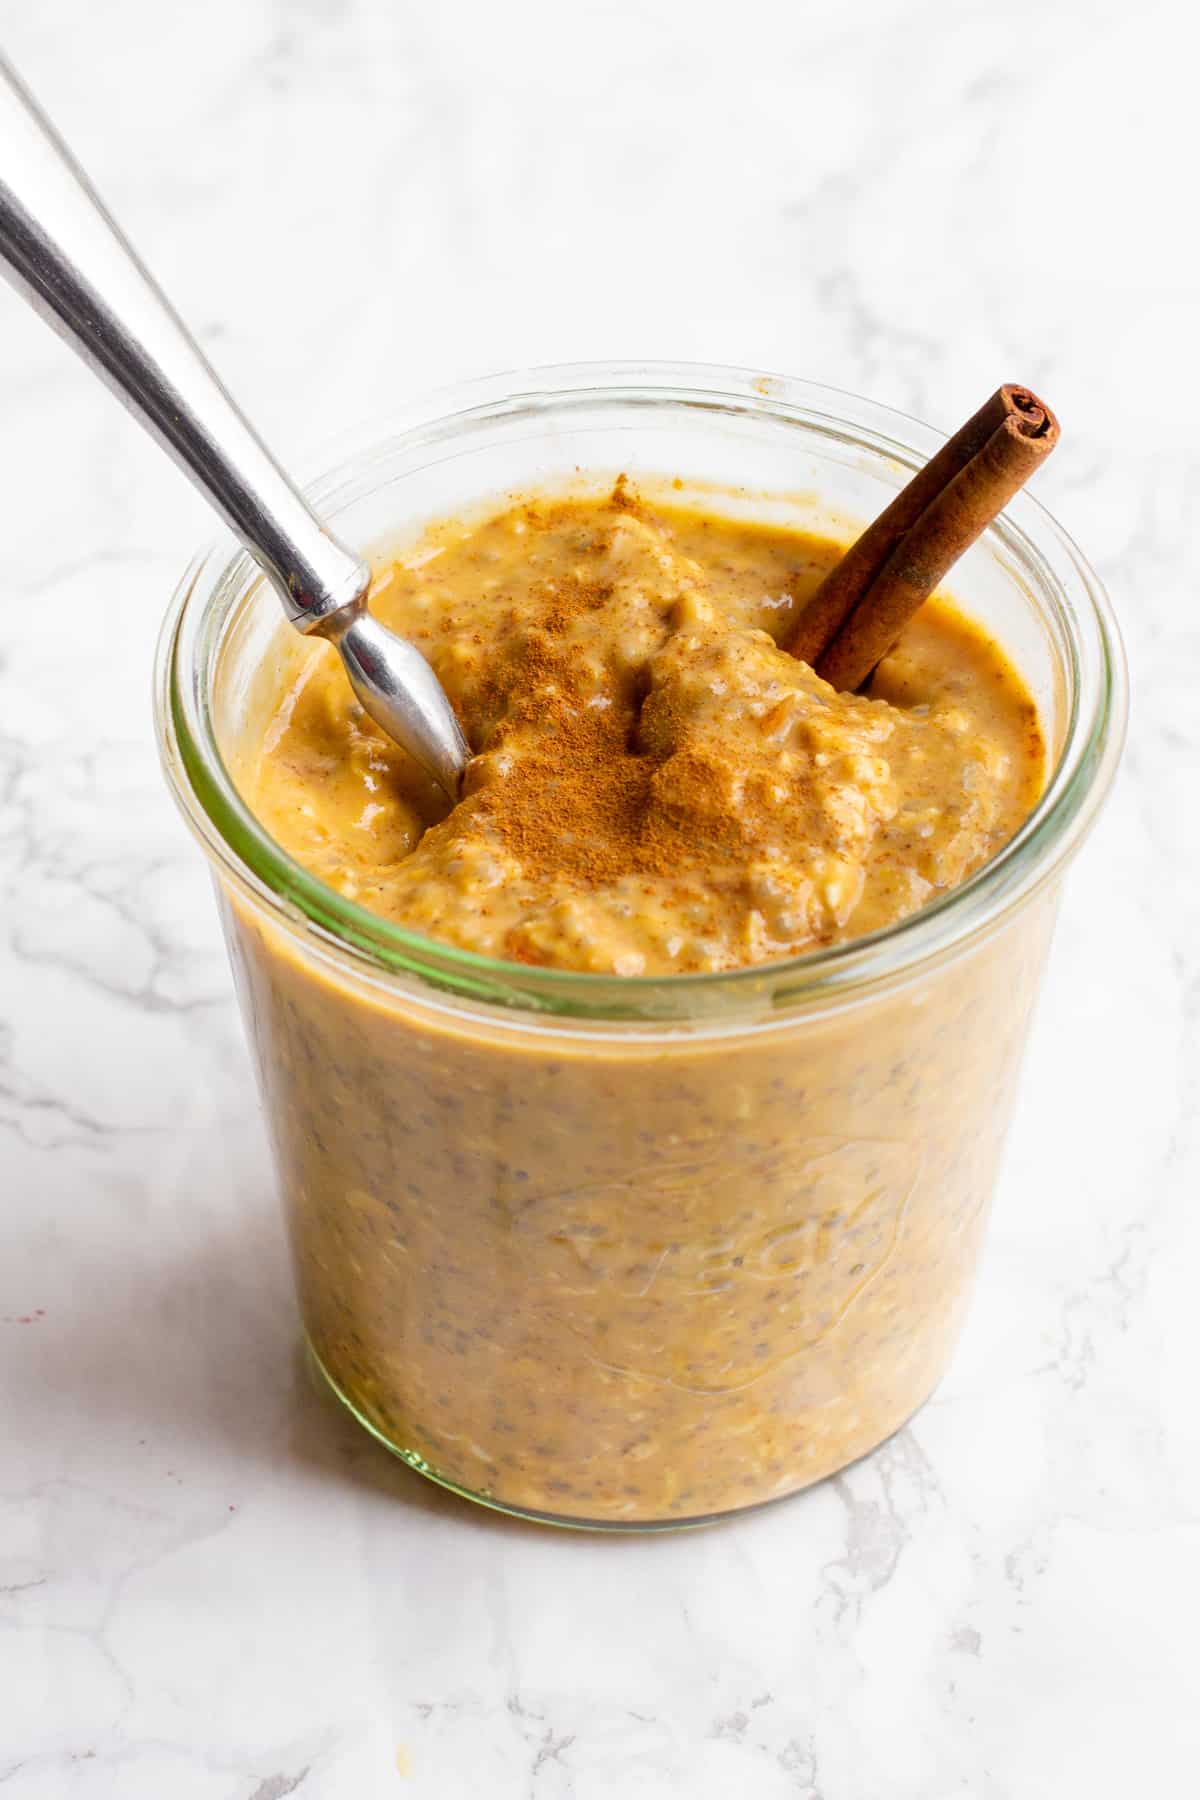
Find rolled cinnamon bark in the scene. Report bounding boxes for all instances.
[789,385,1059,692]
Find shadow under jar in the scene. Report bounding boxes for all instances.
[156,363,1126,1529]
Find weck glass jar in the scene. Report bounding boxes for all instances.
[155,363,1126,1528]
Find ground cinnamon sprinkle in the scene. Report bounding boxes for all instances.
[469,609,668,887]
[464,485,752,895]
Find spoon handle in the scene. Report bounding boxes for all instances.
[0,56,367,631]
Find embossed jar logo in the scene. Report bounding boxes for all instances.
[514,1139,918,1394]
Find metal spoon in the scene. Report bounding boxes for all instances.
[0,57,470,800]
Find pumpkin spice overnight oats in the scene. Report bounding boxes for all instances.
[157,366,1125,1528]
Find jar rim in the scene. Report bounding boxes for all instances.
[154,359,1127,1026]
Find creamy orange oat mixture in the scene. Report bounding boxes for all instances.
[227,480,1049,1524]
[243,483,1043,973]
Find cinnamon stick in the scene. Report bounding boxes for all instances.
[789,385,1059,692]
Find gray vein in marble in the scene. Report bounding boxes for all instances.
[821,1428,944,1624]
[247,1771,310,1800]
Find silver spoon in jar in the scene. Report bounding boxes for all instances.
[0,57,469,800]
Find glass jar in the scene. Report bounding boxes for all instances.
[156,362,1126,1529]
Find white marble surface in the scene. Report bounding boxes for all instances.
[1,1,1196,1794]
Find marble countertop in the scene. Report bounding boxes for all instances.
[2,2,1196,1794]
